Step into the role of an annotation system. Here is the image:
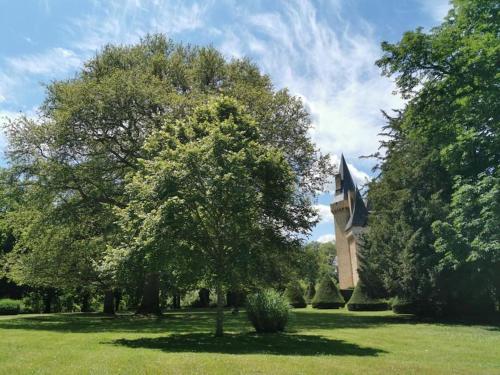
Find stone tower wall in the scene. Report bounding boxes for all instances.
[333,206,354,289]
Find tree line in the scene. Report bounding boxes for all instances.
[361,0,499,316]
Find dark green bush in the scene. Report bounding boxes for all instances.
[284,281,307,308]
[392,296,417,314]
[246,289,289,333]
[0,299,21,315]
[312,276,345,309]
[347,280,388,311]
[304,283,316,304]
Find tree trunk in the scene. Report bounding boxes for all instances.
[199,288,210,307]
[215,283,224,337]
[114,289,122,312]
[172,292,181,309]
[43,288,55,313]
[136,272,161,315]
[103,290,115,314]
[81,291,91,312]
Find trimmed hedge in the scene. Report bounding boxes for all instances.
[392,296,417,314]
[347,280,388,311]
[312,276,345,309]
[284,281,307,308]
[246,289,289,333]
[0,299,21,315]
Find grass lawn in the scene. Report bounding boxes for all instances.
[0,307,498,375]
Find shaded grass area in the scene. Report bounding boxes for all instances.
[0,308,499,374]
[111,332,386,356]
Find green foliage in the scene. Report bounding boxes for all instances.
[119,97,317,334]
[312,276,345,309]
[21,291,45,314]
[432,173,500,314]
[284,281,307,308]
[296,241,337,287]
[347,280,388,311]
[246,289,289,333]
[0,298,20,315]
[363,0,499,316]
[5,35,332,309]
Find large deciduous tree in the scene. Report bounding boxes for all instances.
[119,98,316,335]
[5,35,331,313]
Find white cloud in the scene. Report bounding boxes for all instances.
[418,0,450,22]
[0,72,17,104]
[313,204,333,225]
[317,234,335,243]
[7,48,82,75]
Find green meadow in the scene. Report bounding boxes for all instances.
[0,308,498,375]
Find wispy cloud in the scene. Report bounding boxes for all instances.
[215,0,403,172]
[0,0,210,111]
[6,47,82,75]
[418,0,450,22]
[0,72,17,104]
[69,0,210,52]
[1,0,402,178]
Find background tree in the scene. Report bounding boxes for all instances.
[362,0,499,315]
[297,241,337,292]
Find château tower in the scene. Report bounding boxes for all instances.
[330,155,368,290]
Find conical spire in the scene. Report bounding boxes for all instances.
[339,154,355,198]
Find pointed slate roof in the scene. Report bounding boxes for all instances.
[339,154,355,199]
[345,187,368,230]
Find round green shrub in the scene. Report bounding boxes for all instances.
[246,289,289,333]
[304,283,316,304]
[392,296,417,314]
[312,276,345,309]
[347,280,388,311]
[0,299,21,315]
[284,281,307,308]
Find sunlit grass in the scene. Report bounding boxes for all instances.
[0,307,498,374]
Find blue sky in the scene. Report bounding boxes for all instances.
[0,0,450,242]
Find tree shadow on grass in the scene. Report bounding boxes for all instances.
[290,311,414,331]
[1,310,496,334]
[0,310,406,334]
[0,312,219,334]
[110,332,387,356]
